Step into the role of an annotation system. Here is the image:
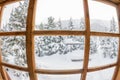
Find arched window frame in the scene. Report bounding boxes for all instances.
[0,0,120,80]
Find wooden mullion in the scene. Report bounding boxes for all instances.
[35,69,83,75]
[34,30,120,37]
[1,62,117,75]
[88,63,117,72]
[26,0,37,80]
[2,62,28,72]
[35,62,116,74]
[81,0,90,80]
[0,31,26,36]
[34,30,85,36]
[95,0,117,7]
[112,4,120,80]
[0,67,8,80]
[90,32,120,37]
[0,0,22,6]
[0,6,3,25]
[0,6,9,80]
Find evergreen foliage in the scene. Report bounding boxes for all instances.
[2,0,29,67]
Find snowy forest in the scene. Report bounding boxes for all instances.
[1,0,119,80]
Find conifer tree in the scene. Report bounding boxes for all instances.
[68,18,74,30]
[46,16,56,30]
[2,0,29,67]
[57,18,62,29]
[39,22,44,30]
[110,17,116,32]
[79,18,85,30]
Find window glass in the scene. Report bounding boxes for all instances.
[89,36,119,67]
[35,0,85,30]
[1,0,29,32]
[86,67,115,80]
[37,74,81,80]
[1,36,27,67]
[88,0,119,33]
[4,67,29,80]
[35,36,85,69]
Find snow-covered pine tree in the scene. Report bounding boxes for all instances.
[5,1,29,31]
[90,37,98,54]
[57,18,62,30]
[1,0,29,78]
[68,18,74,30]
[2,0,29,66]
[110,17,116,32]
[100,17,118,58]
[45,16,56,30]
[109,17,118,58]
[79,18,85,30]
[39,22,44,30]
[36,36,66,57]
[100,37,118,58]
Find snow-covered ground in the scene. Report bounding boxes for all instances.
[86,67,115,80]
[6,49,116,80]
[35,50,84,70]
[35,49,117,69]
[38,74,81,80]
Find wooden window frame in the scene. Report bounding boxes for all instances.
[0,0,120,80]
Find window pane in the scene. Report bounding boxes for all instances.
[89,36,119,67]
[35,0,85,30]
[4,67,29,80]
[88,0,119,33]
[86,67,115,80]
[37,74,81,80]
[35,36,85,69]
[1,0,29,32]
[1,36,27,67]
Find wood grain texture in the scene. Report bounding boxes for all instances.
[88,63,117,72]
[35,69,83,74]
[81,0,90,80]
[0,31,26,36]
[110,0,120,5]
[95,0,117,7]
[2,62,28,72]
[90,32,120,37]
[0,0,21,6]
[0,6,9,80]
[116,68,120,80]
[34,30,85,36]
[26,0,37,80]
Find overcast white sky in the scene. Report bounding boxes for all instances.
[35,0,118,24]
[1,0,118,25]
[35,0,84,23]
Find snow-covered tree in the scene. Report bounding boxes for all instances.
[45,16,56,30]
[89,37,98,54]
[1,0,29,78]
[99,17,118,58]
[38,22,44,30]
[68,18,74,30]
[57,18,62,29]
[110,17,116,32]
[79,18,85,30]
[4,1,29,31]
[2,0,29,66]
[100,37,118,58]
[35,36,65,57]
